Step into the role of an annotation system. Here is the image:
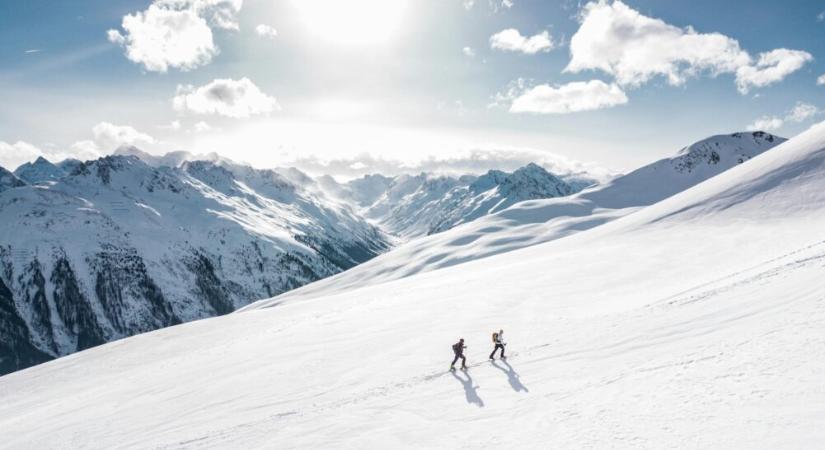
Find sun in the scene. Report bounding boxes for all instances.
[291,0,409,46]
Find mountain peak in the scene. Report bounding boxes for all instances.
[13,156,65,184]
[113,145,146,157]
[70,154,147,185]
[471,163,570,196]
[0,165,27,192]
[671,131,786,174]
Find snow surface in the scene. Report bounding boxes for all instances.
[1,126,824,448]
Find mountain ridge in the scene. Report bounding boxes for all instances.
[0,154,391,374]
[256,131,786,300]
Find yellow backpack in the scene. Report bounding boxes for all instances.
[492,332,498,343]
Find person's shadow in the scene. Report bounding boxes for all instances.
[492,359,529,393]
[451,370,484,407]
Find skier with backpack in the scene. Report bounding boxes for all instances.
[450,338,467,371]
[489,329,506,360]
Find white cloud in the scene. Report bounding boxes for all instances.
[0,140,103,170]
[160,120,182,130]
[0,141,47,170]
[735,49,813,94]
[490,29,555,54]
[67,122,155,159]
[507,80,628,114]
[786,102,819,123]
[817,74,825,86]
[193,121,213,132]
[488,0,514,12]
[107,0,242,72]
[106,29,125,45]
[69,140,103,157]
[173,77,279,118]
[92,122,156,150]
[566,1,811,94]
[1,123,157,170]
[746,102,820,132]
[746,116,784,132]
[462,46,476,58]
[255,24,278,39]
[463,0,513,13]
[818,11,825,22]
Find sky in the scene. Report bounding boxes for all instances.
[1,0,824,178]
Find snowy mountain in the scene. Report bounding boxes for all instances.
[55,158,84,175]
[109,147,590,240]
[1,123,823,448]
[13,156,67,184]
[286,131,786,297]
[327,163,585,238]
[0,166,26,192]
[0,154,390,375]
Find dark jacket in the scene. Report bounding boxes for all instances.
[452,342,465,355]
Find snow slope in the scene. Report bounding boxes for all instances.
[283,131,785,296]
[1,123,824,448]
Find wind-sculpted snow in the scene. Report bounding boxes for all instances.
[2,124,824,448]
[0,155,390,375]
[271,131,785,298]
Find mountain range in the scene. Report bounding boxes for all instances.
[0,150,586,374]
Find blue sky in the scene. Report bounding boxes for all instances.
[1,0,824,177]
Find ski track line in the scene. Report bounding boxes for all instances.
[653,238,825,308]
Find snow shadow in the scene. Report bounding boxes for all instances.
[451,370,484,407]
[491,359,529,393]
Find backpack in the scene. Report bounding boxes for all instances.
[452,343,460,353]
[492,332,498,343]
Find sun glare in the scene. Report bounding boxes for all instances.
[291,0,409,46]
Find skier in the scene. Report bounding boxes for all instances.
[489,329,506,360]
[450,338,467,371]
